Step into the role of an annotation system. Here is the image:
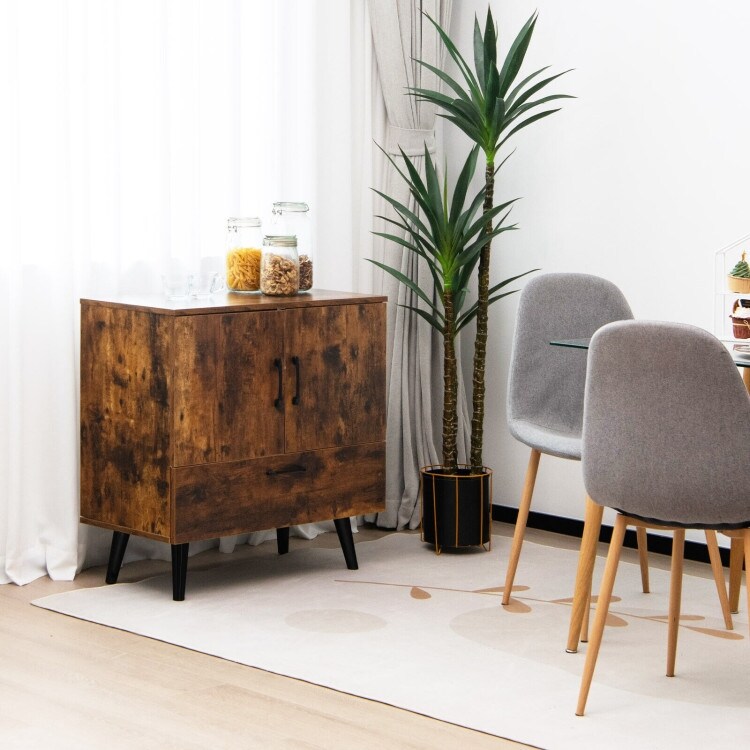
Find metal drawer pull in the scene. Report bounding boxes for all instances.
[292,355,301,405]
[266,464,307,477]
[273,358,283,410]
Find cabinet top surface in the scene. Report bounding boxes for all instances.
[81,289,387,315]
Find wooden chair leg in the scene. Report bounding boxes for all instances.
[636,526,650,593]
[567,497,604,653]
[744,531,750,640]
[728,537,743,614]
[581,574,592,643]
[502,449,541,606]
[666,529,685,677]
[704,530,733,630]
[576,514,627,716]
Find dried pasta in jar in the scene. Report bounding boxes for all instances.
[298,254,313,291]
[226,247,261,291]
[260,235,299,296]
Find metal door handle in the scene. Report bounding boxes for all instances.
[292,356,300,405]
[273,358,283,410]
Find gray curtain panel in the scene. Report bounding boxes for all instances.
[368,0,470,529]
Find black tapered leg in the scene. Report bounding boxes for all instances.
[276,527,290,555]
[105,531,130,584]
[334,517,358,570]
[171,543,189,601]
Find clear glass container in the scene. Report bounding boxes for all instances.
[271,202,313,291]
[260,235,299,296]
[226,217,263,292]
[714,232,750,341]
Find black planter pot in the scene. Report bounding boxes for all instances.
[420,464,492,553]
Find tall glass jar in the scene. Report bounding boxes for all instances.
[226,217,263,292]
[271,202,313,291]
[260,235,299,296]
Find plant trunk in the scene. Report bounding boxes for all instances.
[469,160,495,471]
[442,289,458,471]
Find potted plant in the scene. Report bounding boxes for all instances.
[374,7,569,552]
[372,145,520,552]
[412,8,572,470]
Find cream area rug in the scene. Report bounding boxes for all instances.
[33,532,748,750]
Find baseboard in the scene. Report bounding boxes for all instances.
[491,504,732,567]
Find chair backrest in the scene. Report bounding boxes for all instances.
[507,273,633,436]
[583,320,750,527]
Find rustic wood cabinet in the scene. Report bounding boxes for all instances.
[80,291,386,599]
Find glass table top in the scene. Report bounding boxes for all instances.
[549,338,590,350]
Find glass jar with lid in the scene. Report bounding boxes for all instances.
[260,235,299,296]
[271,202,313,291]
[226,217,263,292]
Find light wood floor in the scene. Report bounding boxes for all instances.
[0,521,716,750]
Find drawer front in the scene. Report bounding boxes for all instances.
[172,442,385,543]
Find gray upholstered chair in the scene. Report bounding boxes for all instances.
[575,320,750,716]
[502,273,648,610]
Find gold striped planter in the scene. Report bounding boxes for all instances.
[420,465,492,554]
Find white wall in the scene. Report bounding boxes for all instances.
[446,0,750,537]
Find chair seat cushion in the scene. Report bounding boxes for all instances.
[508,419,582,460]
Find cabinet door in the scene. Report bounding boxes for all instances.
[284,303,386,453]
[173,311,284,466]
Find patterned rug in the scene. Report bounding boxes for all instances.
[33,532,748,749]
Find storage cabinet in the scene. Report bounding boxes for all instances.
[80,291,386,599]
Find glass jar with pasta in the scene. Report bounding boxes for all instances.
[226,217,263,292]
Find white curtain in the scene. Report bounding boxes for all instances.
[0,0,371,585]
[366,0,470,529]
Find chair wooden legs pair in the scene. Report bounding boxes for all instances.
[566,498,736,654]
[576,517,750,716]
[576,516,674,715]
[501,448,650,611]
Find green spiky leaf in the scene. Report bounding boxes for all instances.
[497,13,537,98]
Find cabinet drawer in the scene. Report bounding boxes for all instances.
[172,442,385,543]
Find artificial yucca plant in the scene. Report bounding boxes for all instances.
[412,8,572,470]
[371,144,522,471]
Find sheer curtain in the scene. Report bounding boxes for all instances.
[0,0,370,585]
